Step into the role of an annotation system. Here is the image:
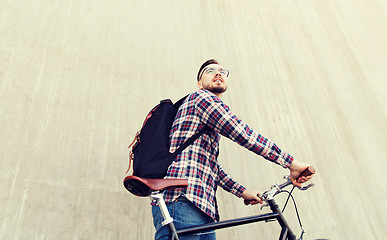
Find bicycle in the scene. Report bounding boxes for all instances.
[123,166,315,240]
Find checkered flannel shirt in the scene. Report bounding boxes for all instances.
[163,89,294,221]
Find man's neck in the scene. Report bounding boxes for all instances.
[199,88,223,98]
[214,93,222,98]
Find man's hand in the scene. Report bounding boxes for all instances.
[242,189,263,205]
[288,160,314,187]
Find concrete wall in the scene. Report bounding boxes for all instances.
[1,0,386,239]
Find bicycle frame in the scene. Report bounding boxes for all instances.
[176,198,296,240]
[150,179,303,240]
[142,167,315,240]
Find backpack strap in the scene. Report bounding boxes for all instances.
[173,94,190,109]
[170,94,209,157]
[171,126,209,158]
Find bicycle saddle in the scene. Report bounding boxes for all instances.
[123,176,188,197]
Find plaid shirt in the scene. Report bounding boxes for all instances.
[163,89,293,221]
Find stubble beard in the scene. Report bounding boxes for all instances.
[203,83,228,94]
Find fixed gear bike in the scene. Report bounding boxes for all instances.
[123,166,315,240]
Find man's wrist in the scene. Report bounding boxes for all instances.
[233,185,246,198]
[282,154,294,168]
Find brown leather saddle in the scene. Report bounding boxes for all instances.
[123,176,188,197]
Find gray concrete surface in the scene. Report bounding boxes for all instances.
[1,0,386,239]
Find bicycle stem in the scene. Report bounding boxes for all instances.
[260,175,314,202]
[260,176,292,201]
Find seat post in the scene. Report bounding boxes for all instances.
[150,191,180,240]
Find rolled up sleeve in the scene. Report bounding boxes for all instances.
[194,90,293,168]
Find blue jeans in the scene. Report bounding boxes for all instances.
[152,196,216,240]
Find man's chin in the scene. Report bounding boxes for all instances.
[205,86,227,94]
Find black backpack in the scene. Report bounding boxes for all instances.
[126,95,207,179]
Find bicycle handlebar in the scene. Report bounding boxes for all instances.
[296,166,315,181]
[244,166,315,205]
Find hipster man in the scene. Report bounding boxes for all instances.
[151,59,313,240]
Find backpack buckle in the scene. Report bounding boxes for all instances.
[126,131,141,174]
[128,131,141,149]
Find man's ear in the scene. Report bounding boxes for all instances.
[197,80,203,89]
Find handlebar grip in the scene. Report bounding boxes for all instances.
[244,199,259,205]
[244,193,262,205]
[296,166,315,181]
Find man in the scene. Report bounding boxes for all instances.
[152,59,313,240]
